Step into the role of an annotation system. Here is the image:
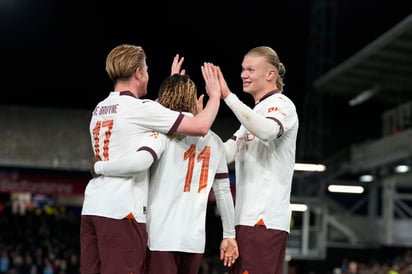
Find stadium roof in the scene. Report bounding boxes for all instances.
[314,13,412,107]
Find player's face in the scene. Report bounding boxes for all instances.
[241,55,275,99]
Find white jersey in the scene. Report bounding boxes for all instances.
[134,122,235,253]
[225,91,299,232]
[81,91,184,223]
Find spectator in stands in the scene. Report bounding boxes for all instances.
[0,248,9,274]
[347,260,359,274]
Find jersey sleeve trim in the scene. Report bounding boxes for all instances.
[215,172,229,180]
[138,146,158,161]
[267,117,284,138]
[167,113,184,135]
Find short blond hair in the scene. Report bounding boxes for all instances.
[105,44,146,83]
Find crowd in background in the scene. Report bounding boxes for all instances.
[329,251,412,274]
[0,197,80,274]
[1,194,412,274]
[290,248,412,274]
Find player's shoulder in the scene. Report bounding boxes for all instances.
[272,92,294,104]
[265,92,297,111]
[119,96,162,111]
[206,130,225,145]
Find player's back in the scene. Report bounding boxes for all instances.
[89,92,174,159]
[147,130,228,253]
[83,92,159,221]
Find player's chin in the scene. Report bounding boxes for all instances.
[243,87,252,94]
[242,83,252,92]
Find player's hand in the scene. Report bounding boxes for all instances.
[219,238,239,267]
[201,62,220,100]
[171,54,186,75]
[197,94,204,112]
[90,155,102,178]
[216,66,231,99]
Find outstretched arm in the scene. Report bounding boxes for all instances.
[92,131,167,177]
[176,62,221,136]
[93,150,155,177]
[224,93,280,141]
[216,66,281,141]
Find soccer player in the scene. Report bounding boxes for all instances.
[217,46,299,274]
[80,44,222,274]
[93,73,238,274]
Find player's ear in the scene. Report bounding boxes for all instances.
[267,69,277,81]
[134,67,142,79]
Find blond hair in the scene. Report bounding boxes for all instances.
[246,46,286,91]
[157,74,198,115]
[105,44,146,83]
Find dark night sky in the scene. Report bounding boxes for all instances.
[1,0,412,118]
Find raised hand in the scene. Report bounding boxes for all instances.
[197,94,204,112]
[171,54,186,75]
[201,62,220,100]
[216,66,231,99]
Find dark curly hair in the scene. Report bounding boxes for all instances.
[157,74,198,115]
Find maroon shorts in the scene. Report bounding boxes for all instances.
[228,225,288,274]
[145,250,203,274]
[80,215,148,274]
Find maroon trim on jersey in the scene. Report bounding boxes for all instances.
[119,90,137,98]
[230,135,237,141]
[215,172,229,179]
[137,146,158,161]
[267,117,284,138]
[167,113,184,135]
[255,89,281,105]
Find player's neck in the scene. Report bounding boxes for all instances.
[114,82,138,98]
